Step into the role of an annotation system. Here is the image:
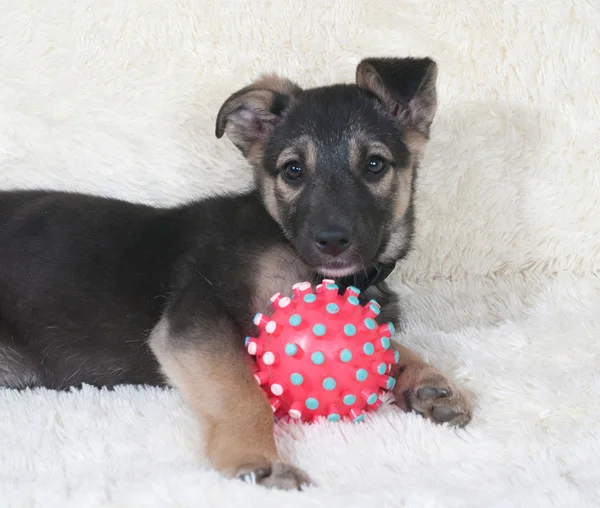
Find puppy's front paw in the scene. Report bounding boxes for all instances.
[237,462,313,490]
[393,364,472,427]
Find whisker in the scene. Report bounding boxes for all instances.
[195,268,214,286]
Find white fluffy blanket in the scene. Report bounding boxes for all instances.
[1,1,599,506]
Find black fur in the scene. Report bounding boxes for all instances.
[0,189,294,388]
[0,57,437,391]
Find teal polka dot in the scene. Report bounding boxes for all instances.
[326,303,339,314]
[367,393,378,405]
[363,342,375,355]
[343,394,357,406]
[340,349,352,363]
[311,351,325,365]
[306,397,319,410]
[244,336,250,346]
[348,286,361,295]
[356,369,368,382]
[303,293,317,303]
[347,296,360,306]
[289,314,302,327]
[322,377,336,390]
[369,303,381,316]
[386,377,397,390]
[394,350,400,363]
[284,343,298,356]
[377,362,387,375]
[326,283,339,291]
[364,318,376,330]
[290,373,304,386]
[327,413,341,422]
[312,323,326,336]
[388,322,396,335]
[353,414,365,423]
[343,324,356,337]
[380,337,391,350]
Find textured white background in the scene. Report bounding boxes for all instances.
[0,1,599,506]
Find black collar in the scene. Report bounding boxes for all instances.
[319,261,397,292]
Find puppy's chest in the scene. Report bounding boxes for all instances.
[250,245,312,316]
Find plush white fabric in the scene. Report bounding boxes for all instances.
[0,1,599,506]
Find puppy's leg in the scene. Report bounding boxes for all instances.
[363,283,472,426]
[149,318,311,490]
[390,341,472,427]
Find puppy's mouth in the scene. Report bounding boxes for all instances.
[295,238,376,279]
[307,249,376,279]
[314,263,363,278]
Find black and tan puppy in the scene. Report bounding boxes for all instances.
[0,57,472,489]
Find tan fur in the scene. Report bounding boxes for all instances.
[347,137,394,172]
[346,137,361,170]
[275,146,299,169]
[372,167,395,199]
[258,174,281,224]
[348,136,397,198]
[252,245,311,315]
[251,73,302,97]
[390,340,472,426]
[261,136,317,225]
[247,143,266,167]
[367,140,394,162]
[355,63,395,109]
[258,171,303,225]
[395,164,414,219]
[393,130,426,219]
[403,129,427,159]
[275,135,317,174]
[149,319,279,477]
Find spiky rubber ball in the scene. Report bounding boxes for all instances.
[246,280,400,423]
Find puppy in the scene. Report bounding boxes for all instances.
[0,57,472,489]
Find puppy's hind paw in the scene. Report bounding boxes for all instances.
[237,462,313,491]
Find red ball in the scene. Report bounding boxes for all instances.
[246,280,399,423]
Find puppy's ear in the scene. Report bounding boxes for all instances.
[215,74,302,164]
[356,57,437,135]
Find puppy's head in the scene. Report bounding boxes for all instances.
[216,57,437,277]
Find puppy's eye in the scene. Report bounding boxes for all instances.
[282,161,303,182]
[366,156,388,175]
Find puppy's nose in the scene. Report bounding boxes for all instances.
[314,227,352,256]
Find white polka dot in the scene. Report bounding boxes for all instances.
[316,284,322,292]
[253,314,262,325]
[269,292,281,303]
[298,282,311,291]
[271,383,283,395]
[278,297,291,308]
[265,321,277,334]
[322,279,335,285]
[263,351,275,365]
[289,409,302,419]
[271,405,277,413]
[254,374,262,384]
[247,343,257,355]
